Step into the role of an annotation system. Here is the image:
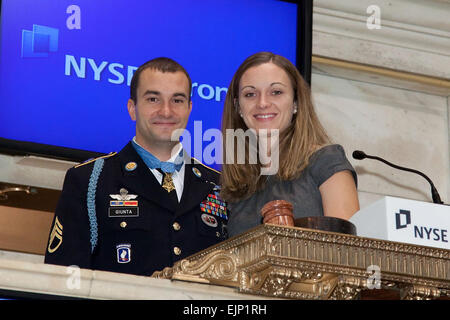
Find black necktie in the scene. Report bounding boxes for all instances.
[156,168,179,205]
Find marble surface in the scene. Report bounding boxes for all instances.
[0,251,267,300]
[314,0,450,32]
[311,60,450,97]
[313,0,450,79]
[312,31,450,81]
[0,155,75,191]
[0,249,44,263]
[311,72,449,208]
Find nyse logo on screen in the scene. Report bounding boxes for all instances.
[394,209,448,243]
[21,24,59,58]
[64,54,228,101]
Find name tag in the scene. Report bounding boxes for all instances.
[108,207,139,217]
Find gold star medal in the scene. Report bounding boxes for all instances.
[162,172,176,193]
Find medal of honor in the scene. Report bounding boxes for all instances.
[162,172,176,193]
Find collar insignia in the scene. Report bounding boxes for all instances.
[125,162,137,171]
[192,167,202,178]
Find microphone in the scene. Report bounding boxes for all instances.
[352,150,444,205]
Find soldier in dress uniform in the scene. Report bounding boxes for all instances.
[44,57,228,276]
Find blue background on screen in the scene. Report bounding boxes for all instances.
[0,0,297,166]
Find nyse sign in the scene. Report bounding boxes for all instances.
[413,225,448,243]
[350,196,450,250]
[394,208,448,248]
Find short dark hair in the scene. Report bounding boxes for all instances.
[129,57,192,103]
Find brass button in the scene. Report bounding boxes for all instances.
[172,222,181,231]
[120,221,127,228]
[173,246,181,255]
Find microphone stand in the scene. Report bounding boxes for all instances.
[352,150,444,205]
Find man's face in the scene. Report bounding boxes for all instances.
[127,69,192,150]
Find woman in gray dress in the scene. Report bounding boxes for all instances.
[220,52,360,237]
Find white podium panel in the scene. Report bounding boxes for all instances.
[350,196,449,249]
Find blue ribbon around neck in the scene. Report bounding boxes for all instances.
[132,140,183,173]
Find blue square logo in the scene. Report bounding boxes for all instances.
[21,24,59,58]
[33,32,50,53]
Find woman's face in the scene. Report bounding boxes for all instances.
[238,62,296,134]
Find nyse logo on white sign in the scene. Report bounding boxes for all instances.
[394,209,448,244]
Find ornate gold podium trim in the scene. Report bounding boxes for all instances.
[153,224,449,300]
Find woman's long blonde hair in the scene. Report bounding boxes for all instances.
[220,52,330,202]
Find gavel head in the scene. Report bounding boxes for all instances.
[260,200,294,227]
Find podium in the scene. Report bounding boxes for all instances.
[154,223,449,300]
[0,219,448,300]
[350,196,449,250]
